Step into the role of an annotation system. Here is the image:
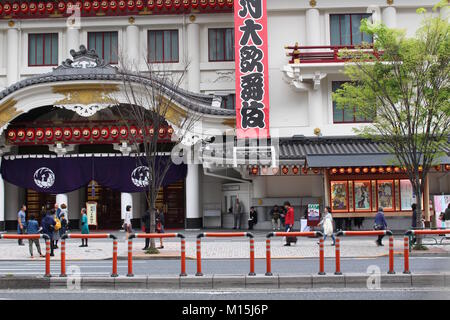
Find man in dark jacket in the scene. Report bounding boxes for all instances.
[248,207,258,230]
[374,207,388,246]
[141,210,151,250]
[41,210,56,256]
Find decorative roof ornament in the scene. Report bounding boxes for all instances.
[387,0,394,5]
[309,0,317,8]
[58,45,112,70]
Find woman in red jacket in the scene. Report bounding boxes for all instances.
[283,201,295,246]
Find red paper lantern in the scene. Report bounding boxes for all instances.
[63,128,73,140]
[92,128,101,139]
[36,128,45,140]
[434,165,441,171]
[46,2,55,13]
[17,129,26,141]
[110,0,118,10]
[136,0,144,10]
[370,167,377,173]
[84,0,92,12]
[394,167,400,173]
[363,167,369,173]
[346,168,353,174]
[378,167,384,173]
[293,166,300,175]
[445,164,450,171]
[8,130,17,141]
[119,126,128,139]
[0,4,3,15]
[54,128,63,140]
[3,3,12,15]
[158,127,165,137]
[173,0,181,9]
[339,168,345,174]
[155,0,163,9]
[418,166,423,172]
[26,129,35,140]
[148,126,154,135]
[75,1,83,10]
[127,0,135,10]
[182,0,189,9]
[217,0,225,7]
[199,0,208,8]
[251,166,259,175]
[45,128,54,140]
[57,1,66,13]
[92,0,101,11]
[118,0,126,10]
[209,0,216,7]
[386,167,392,173]
[331,168,337,174]
[20,2,29,14]
[100,127,110,139]
[313,168,320,174]
[100,0,109,11]
[110,126,119,139]
[147,0,155,10]
[164,0,172,10]
[72,128,82,140]
[82,128,91,140]
[354,167,361,174]
[226,0,232,7]
[29,2,38,14]
[12,2,20,14]
[191,0,198,8]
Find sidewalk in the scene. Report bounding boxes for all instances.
[1,229,449,261]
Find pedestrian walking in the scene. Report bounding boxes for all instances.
[59,213,68,237]
[279,206,286,228]
[270,205,281,231]
[374,207,388,246]
[232,198,242,229]
[248,207,258,230]
[141,209,150,250]
[318,206,335,246]
[124,205,133,240]
[26,214,44,258]
[283,201,296,246]
[41,208,56,256]
[156,208,165,249]
[52,210,61,249]
[54,203,61,220]
[17,204,27,246]
[80,208,89,247]
[444,204,450,229]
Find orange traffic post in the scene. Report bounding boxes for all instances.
[266,231,323,276]
[249,238,256,276]
[60,239,66,277]
[0,234,51,277]
[388,236,395,274]
[403,235,411,274]
[111,239,118,277]
[335,237,342,275]
[265,239,272,276]
[180,237,187,277]
[319,238,325,275]
[127,238,133,277]
[196,232,255,276]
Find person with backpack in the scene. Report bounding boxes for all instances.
[26,214,44,258]
[270,205,281,231]
[283,201,296,246]
[52,209,61,250]
[41,208,56,256]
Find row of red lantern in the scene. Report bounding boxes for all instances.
[7,126,173,143]
[0,0,233,15]
[249,166,322,176]
[329,165,449,175]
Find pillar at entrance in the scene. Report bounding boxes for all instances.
[382,6,397,29]
[126,23,140,69]
[305,8,320,46]
[121,192,133,220]
[56,194,69,219]
[308,85,323,128]
[66,27,80,58]
[186,164,201,229]
[187,21,200,93]
[7,24,19,86]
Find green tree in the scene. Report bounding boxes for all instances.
[333,2,450,245]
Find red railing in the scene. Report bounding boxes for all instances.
[285,44,380,64]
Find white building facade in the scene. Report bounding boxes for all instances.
[0,0,448,231]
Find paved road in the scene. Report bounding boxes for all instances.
[0,256,449,276]
[0,288,448,300]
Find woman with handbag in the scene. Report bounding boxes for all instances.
[156,208,165,249]
[374,207,387,246]
[318,206,335,246]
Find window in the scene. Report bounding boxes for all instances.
[148,30,179,63]
[330,14,373,46]
[221,94,236,110]
[332,81,373,123]
[208,28,234,62]
[28,33,58,66]
[88,32,118,64]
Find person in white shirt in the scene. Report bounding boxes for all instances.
[124,205,133,239]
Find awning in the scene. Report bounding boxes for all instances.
[306,154,394,168]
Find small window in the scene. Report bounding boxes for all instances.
[148,30,179,63]
[209,28,234,62]
[220,94,236,110]
[88,31,118,64]
[332,81,373,123]
[330,14,373,46]
[28,33,58,66]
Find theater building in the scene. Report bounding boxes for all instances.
[0,0,448,231]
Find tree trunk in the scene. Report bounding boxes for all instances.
[414,184,423,247]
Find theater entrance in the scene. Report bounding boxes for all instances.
[87,182,122,230]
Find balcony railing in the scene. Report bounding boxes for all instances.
[285,44,380,64]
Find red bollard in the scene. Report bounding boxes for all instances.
[45,239,51,278]
[319,238,325,275]
[196,238,203,276]
[180,238,187,276]
[388,236,395,274]
[265,239,272,276]
[335,238,342,275]
[249,238,255,276]
[403,236,410,274]
[111,239,118,277]
[60,239,66,277]
[127,239,134,277]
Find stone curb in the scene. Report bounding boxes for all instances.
[0,273,448,290]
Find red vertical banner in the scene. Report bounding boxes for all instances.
[234,0,270,139]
